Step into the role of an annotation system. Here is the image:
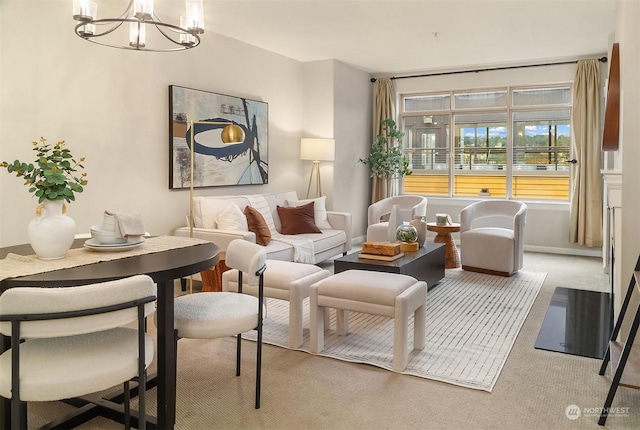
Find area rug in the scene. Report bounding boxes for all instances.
[246,268,546,392]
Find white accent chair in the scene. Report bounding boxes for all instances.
[366,195,427,242]
[174,239,267,409]
[0,275,157,430]
[459,200,528,277]
[223,260,330,348]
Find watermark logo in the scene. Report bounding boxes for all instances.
[565,404,581,420]
[565,404,630,420]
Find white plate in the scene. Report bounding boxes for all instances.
[84,238,145,251]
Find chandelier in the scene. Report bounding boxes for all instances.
[73,0,205,52]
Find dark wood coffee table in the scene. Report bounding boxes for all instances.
[334,242,445,289]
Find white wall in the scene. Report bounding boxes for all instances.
[617,0,640,334]
[302,60,336,206]
[301,60,374,241]
[0,1,372,247]
[333,61,373,241]
[382,62,608,255]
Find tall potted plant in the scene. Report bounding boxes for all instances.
[2,137,88,259]
[359,118,411,197]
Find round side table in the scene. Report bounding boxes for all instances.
[427,222,461,269]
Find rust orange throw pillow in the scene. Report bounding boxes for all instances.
[243,206,272,246]
[277,201,322,235]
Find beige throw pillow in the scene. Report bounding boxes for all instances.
[287,196,332,229]
[216,203,248,231]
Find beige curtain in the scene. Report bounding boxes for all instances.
[372,78,395,203]
[569,59,602,247]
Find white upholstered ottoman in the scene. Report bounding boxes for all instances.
[309,270,427,371]
[222,260,331,348]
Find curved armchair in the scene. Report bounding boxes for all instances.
[460,200,527,276]
[367,195,427,242]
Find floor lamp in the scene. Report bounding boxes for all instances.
[188,119,245,293]
[300,138,335,199]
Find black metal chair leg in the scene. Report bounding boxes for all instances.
[124,381,131,430]
[236,270,244,378]
[236,334,242,376]
[139,370,147,430]
[174,329,180,425]
[255,272,264,409]
[10,321,24,430]
[255,321,262,409]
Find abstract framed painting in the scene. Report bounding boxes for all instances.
[169,85,269,189]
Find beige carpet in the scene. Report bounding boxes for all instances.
[25,252,640,429]
[244,268,545,392]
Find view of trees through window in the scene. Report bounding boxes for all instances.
[401,86,572,200]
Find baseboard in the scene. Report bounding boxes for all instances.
[524,245,602,257]
[358,234,602,258]
[352,235,366,247]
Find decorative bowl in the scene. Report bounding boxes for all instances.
[90,225,126,244]
[102,214,116,232]
[396,223,418,243]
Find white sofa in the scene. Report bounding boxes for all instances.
[174,190,352,263]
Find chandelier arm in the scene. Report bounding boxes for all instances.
[76,19,200,51]
[75,19,127,38]
[120,0,135,20]
[153,22,200,47]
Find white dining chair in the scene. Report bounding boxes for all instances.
[0,275,157,430]
[174,239,267,409]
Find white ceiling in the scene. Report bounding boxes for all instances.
[201,0,617,75]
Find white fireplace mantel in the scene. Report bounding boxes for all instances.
[602,169,622,319]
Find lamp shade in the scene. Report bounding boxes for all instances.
[300,138,335,161]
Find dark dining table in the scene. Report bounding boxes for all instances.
[0,237,219,430]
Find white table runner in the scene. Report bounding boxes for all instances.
[0,236,211,282]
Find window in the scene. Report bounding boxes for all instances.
[401,86,571,200]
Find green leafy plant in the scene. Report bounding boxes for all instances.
[396,224,418,242]
[359,118,412,180]
[1,137,88,203]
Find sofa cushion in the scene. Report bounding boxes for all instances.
[194,196,249,229]
[216,203,248,231]
[287,196,332,229]
[295,229,346,254]
[277,202,321,234]
[244,206,272,246]
[262,240,295,261]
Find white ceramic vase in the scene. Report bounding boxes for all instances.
[27,199,76,260]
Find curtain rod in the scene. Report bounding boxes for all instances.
[370,56,608,82]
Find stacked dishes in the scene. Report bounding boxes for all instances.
[84,214,144,251]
